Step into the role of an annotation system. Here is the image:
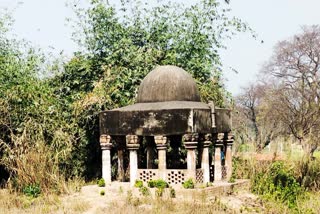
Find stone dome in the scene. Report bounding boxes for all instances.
[137,65,201,103]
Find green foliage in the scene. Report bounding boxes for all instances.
[297,158,320,191]
[155,187,164,198]
[99,190,105,196]
[147,179,168,189]
[134,180,143,188]
[139,186,150,196]
[251,161,304,209]
[0,21,83,192]
[0,0,252,194]
[169,187,176,198]
[23,184,41,198]
[97,178,105,187]
[182,178,195,189]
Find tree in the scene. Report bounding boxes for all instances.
[0,10,84,190]
[235,82,282,152]
[65,0,251,106]
[264,25,320,156]
[52,0,252,179]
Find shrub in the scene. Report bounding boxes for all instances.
[23,184,41,198]
[182,179,194,189]
[147,180,155,188]
[296,158,320,191]
[134,180,143,188]
[100,190,105,196]
[251,161,304,209]
[169,187,176,198]
[155,188,164,197]
[139,186,150,196]
[147,179,168,189]
[97,178,105,187]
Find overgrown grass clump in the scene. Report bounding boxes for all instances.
[182,179,195,189]
[251,161,304,209]
[147,179,168,189]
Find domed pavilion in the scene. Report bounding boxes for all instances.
[99,65,234,185]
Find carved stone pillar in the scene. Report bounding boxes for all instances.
[201,134,211,183]
[126,135,140,186]
[154,135,168,180]
[100,134,112,183]
[214,133,224,181]
[225,133,234,180]
[184,133,199,181]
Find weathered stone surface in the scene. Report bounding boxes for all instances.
[98,65,234,185]
[137,65,201,103]
[215,108,232,133]
[100,101,213,136]
[100,102,231,136]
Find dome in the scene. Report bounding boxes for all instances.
[137,65,201,103]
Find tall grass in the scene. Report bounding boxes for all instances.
[233,147,320,212]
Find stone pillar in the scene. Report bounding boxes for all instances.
[225,133,234,180]
[201,134,211,183]
[183,133,198,181]
[126,135,140,186]
[154,135,168,180]
[214,133,224,181]
[100,134,112,183]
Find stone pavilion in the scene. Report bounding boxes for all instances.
[99,65,234,186]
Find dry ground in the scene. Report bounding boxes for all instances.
[0,181,264,214]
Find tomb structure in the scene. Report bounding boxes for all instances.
[99,65,234,185]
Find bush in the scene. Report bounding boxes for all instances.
[139,186,150,196]
[147,179,168,189]
[23,184,41,198]
[182,179,194,189]
[296,158,320,191]
[97,178,105,187]
[100,190,105,196]
[134,180,143,188]
[251,161,304,209]
[155,188,164,197]
[169,187,176,198]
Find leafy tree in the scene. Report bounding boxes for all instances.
[0,11,84,190]
[65,0,251,105]
[53,0,252,179]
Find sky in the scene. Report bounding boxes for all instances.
[1,0,320,95]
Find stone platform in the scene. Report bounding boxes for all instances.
[104,179,250,202]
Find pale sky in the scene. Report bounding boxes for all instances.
[1,0,320,95]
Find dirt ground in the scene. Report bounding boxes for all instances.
[58,181,263,214]
[0,181,264,214]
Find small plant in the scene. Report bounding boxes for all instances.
[228,175,236,183]
[182,178,195,189]
[148,180,155,188]
[169,187,176,198]
[155,187,164,197]
[119,186,123,194]
[23,183,41,198]
[134,180,143,188]
[206,182,213,187]
[97,178,105,187]
[139,186,150,196]
[148,179,168,188]
[126,190,133,204]
[100,190,105,196]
